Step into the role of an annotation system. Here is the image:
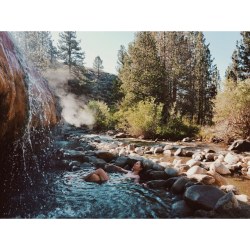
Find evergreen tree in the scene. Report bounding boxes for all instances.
[57,31,85,72]
[93,56,104,78]
[116,45,127,73]
[119,32,165,106]
[225,48,240,83]
[237,32,250,80]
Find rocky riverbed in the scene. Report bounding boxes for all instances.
[2,123,250,218]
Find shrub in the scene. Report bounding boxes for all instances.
[214,79,250,139]
[116,100,162,138]
[87,100,115,131]
[157,117,199,141]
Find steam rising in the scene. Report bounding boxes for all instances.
[44,67,95,127]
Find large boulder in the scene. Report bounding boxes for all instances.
[209,162,231,175]
[228,140,250,152]
[146,180,170,189]
[224,153,240,165]
[214,191,239,212]
[95,150,116,162]
[148,170,169,180]
[184,185,225,210]
[188,174,215,185]
[171,176,190,194]
[186,166,207,176]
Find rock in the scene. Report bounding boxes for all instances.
[112,156,129,167]
[185,181,201,189]
[171,200,194,217]
[163,150,172,156]
[205,153,215,162]
[184,185,225,210]
[144,151,153,154]
[154,147,164,154]
[186,166,207,176]
[215,154,224,163]
[209,162,231,175]
[164,177,179,188]
[206,170,228,186]
[69,161,81,167]
[95,150,116,162]
[224,153,240,165]
[188,174,215,185]
[165,167,179,177]
[185,151,194,157]
[148,171,169,180]
[152,163,165,171]
[80,162,93,169]
[119,148,128,157]
[63,150,88,162]
[228,139,250,152]
[186,159,201,167]
[87,156,107,168]
[182,137,192,142]
[146,180,170,189]
[204,148,216,154]
[174,148,185,156]
[171,176,190,194]
[134,147,144,156]
[114,132,127,138]
[214,191,239,212]
[127,144,135,151]
[164,144,174,150]
[235,194,249,203]
[220,185,239,194]
[159,162,172,168]
[192,152,205,161]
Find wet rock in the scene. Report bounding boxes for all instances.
[154,147,164,154]
[184,185,225,210]
[144,151,153,154]
[119,148,128,157]
[95,150,116,162]
[80,162,94,169]
[188,174,215,185]
[171,200,194,218]
[186,166,207,176]
[228,139,250,152]
[151,163,165,171]
[142,159,155,170]
[87,156,107,168]
[63,150,89,162]
[224,153,240,165]
[214,191,239,212]
[184,181,202,189]
[165,177,179,188]
[174,148,185,156]
[165,167,179,177]
[148,170,169,180]
[163,150,172,156]
[112,156,129,167]
[69,161,81,167]
[159,162,172,168]
[171,176,189,194]
[209,162,231,175]
[146,180,170,189]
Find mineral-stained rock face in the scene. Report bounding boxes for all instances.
[0,32,58,144]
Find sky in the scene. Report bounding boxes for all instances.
[52,31,242,79]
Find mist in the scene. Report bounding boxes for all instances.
[44,67,95,127]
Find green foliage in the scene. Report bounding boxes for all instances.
[116,100,162,138]
[214,79,250,139]
[88,100,115,131]
[157,117,199,141]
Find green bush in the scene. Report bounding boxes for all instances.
[87,100,115,131]
[116,100,162,138]
[214,79,250,139]
[157,117,199,141]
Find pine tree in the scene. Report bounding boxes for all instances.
[116,45,127,73]
[119,32,165,106]
[225,48,240,83]
[57,31,85,73]
[93,56,104,78]
[237,32,250,80]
